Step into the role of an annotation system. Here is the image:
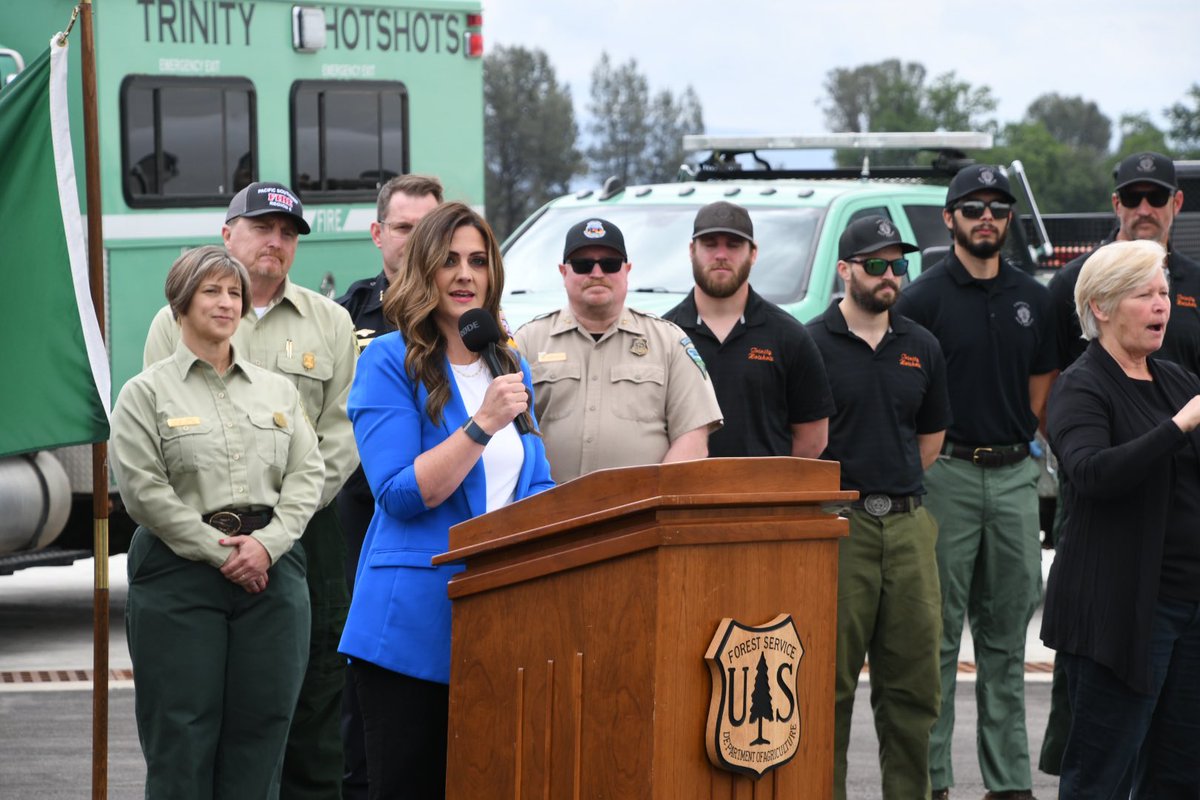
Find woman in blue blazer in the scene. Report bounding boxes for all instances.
[339,202,554,799]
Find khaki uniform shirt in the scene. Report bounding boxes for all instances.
[111,342,324,567]
[514,306,723,483]
[144,278,358,507]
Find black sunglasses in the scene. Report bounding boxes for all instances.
[1118,186,1173,209]
[954,200,1013,219]
[568,257,624,274]
[848,257,909,277]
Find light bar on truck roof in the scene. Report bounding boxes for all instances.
[683,132,994,153]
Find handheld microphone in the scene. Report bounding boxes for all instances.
[458,308,532,435]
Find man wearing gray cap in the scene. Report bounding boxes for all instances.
[664,201,833,458]
[143,181,359,800]
[514,217,722,483]
[809,215,951,800]
[896,165,1056,800]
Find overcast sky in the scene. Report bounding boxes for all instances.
[486,0,1199,152]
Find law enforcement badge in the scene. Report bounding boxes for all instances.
[680,336,708,378]
[978,167,997,186]
[583,220,606,239]
[630,337,648,356]
[303,352,316,370]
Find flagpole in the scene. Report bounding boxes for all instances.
[74,0,111,797]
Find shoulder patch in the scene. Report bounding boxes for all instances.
[679,336,709,379]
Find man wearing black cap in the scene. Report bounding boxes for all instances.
[514,217,722,483]
[144,181,359,800]
[896,165,1056,800]
[663,201,833,457]
[1049,152,1198,373]
[1038,152,1198,777]
[808,215,951,800]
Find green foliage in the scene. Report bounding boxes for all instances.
[1025,93,1112,153]
[586,52,705,185]
[822,60,997,167]
[991,122,1110,213]
[1166,83,1200,158]
[483,45,582,241]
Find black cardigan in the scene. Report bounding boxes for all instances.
[1042,340,1200,693]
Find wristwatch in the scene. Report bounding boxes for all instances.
[461,416,493,446]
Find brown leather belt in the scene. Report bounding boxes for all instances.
[202,508,271,535]
[850,494,923,517]
[944,441,1030,468]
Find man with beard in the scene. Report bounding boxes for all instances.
[514,217,722,483]
[1049,153,1198,376]
[663,201,833,457]
[895,165,1056,800]
[144,182,359,800]
[808,215,951,800]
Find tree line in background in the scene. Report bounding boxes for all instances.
[484,48,1200,240]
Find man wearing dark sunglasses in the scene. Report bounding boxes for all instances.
[808,215,951,800]
[514,217,722,484]
[1047,152,1198,375]
[663,201,834,459]
[896,164,1056,800]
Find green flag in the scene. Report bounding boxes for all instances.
[0,36,109,458]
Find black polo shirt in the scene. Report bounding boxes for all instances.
[807,302,951,495]
[663,286,834,457]
[336,271,395,503]
[894,251,1056,446]
[1049,245,1200,375]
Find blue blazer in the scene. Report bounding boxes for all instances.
[338,331,554,683]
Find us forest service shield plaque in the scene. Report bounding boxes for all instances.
[704,614,804,777]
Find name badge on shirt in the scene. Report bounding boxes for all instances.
[537,352,567,363]
[167,416,201,428]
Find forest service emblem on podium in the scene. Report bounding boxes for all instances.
[704,614,804,777]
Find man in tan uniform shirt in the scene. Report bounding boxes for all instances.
[143,182,358,800]
[514,217,723,483]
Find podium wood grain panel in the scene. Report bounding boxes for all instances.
[443,459,851,799]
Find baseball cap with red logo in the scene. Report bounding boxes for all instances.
[225,181,311,235]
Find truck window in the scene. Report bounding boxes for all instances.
[902,204,948,253]
[290,80,409,202]
[120,76,256,207]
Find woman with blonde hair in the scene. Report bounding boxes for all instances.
[1043,238,1200,796]
[338,202,553,799]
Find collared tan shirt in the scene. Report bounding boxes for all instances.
[111,342,324,567]
[144,278,358,507]
[514,306,723,483]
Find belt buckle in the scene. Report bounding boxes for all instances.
[971,447,994,466]
[207,511,242,535]
[863,493,893,517]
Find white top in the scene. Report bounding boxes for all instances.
[450,358,522,512]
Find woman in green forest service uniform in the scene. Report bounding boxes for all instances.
[111,245,324,799]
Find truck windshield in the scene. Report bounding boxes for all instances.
[502,205,822,305]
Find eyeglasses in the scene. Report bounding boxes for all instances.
[1118,186,1173,209]
[954,200,1013,219]
[847,257,909,277]
[379,220,415,236]
[567,257,624,274]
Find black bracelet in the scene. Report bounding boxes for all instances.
[461,416,492,446]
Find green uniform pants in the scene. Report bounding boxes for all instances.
[282,503,350,800]
[834,506,942,800]
[126,527,310,800]
[924,456,1041,792]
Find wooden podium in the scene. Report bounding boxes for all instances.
[433,457,854,799]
